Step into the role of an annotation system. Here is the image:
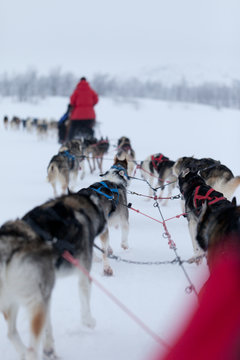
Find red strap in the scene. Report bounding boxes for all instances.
[151,154,164,171]
[208,197,225,205]
[194,186,225,208]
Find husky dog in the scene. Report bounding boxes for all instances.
[196,196,240,266]
[10,116,21,130]
[47,139,85,196]
[79,157,130,275]
[83,137,109,173]
[173,156,240,200]
[0,158,129,360]
[178,168,233,258]
[3,115,8,129]
[140,153,177,205]
[36,119,48,140]
[116,136,136,176]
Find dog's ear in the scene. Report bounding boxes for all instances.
[231,196,237,206]
[181,168,191,178]
[59,145,68,152]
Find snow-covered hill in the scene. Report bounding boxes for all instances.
[0,96,240,360]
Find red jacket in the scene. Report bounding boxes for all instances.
[70,79,98,120]
[156,239,240,360]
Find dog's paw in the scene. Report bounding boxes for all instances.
[104,266,113,276]
[188,255,203,265]
[195,257,203,266]
[121,243,129,250]
[43,348,59,360]
[82,315,96,329]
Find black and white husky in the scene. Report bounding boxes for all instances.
[178,168,233,258]
[140,153,176,205]
[0,158,129,360]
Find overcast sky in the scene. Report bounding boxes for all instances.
[1,0,239,80]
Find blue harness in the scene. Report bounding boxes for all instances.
[61,151,75,170]
[91,181,119,205]
[90,165,128,209]
[62,151,75,161]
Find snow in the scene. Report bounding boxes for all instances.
[0,96,240,360]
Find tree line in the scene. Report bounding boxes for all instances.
[0,68,239,110]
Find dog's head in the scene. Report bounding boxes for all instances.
[59,139,83,155]
[172,156,198,177]
[100,156,129,185]
[98,137,110,153]
[117,136,132,148]
[178,168,205,196]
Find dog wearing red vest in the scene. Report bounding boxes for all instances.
[173,156,240,201]
[178,168,236,260]
[140,153,177,205]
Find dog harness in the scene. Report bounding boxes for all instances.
[90,181,119,205]
[151,154,168,171]
[193,186,226,209]
[62,150,75,161]
[62,150,76,169]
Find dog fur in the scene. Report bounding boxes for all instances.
[140,153,177,205]
[173,156,240,200]
[81,157,130,275]
[47,139,85,196]
[116,136,136,176]
[83,137,109,173]
[178,169,233,258]
[196,196,240,267]
[0,158,129,360]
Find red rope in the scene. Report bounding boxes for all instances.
[134,164,173,183]
[129,206,163,224]
[162,221,177,249]
[62,251,170,349]
[129,206,186,225]
[164,213,186,223]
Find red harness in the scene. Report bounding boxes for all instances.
[193,186,226,209]
[151,154,167,171]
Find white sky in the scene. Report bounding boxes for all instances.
[1,0,240,79]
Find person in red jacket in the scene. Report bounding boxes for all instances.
[67,77,99,140]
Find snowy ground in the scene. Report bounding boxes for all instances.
[0,96,240,360]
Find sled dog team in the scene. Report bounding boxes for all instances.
[1,135,240,359]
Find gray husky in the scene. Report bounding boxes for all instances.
[0,158,129,360]
[173,156,240,200]
[47,139,85,196]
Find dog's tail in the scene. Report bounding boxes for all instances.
[46,162,59,183]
